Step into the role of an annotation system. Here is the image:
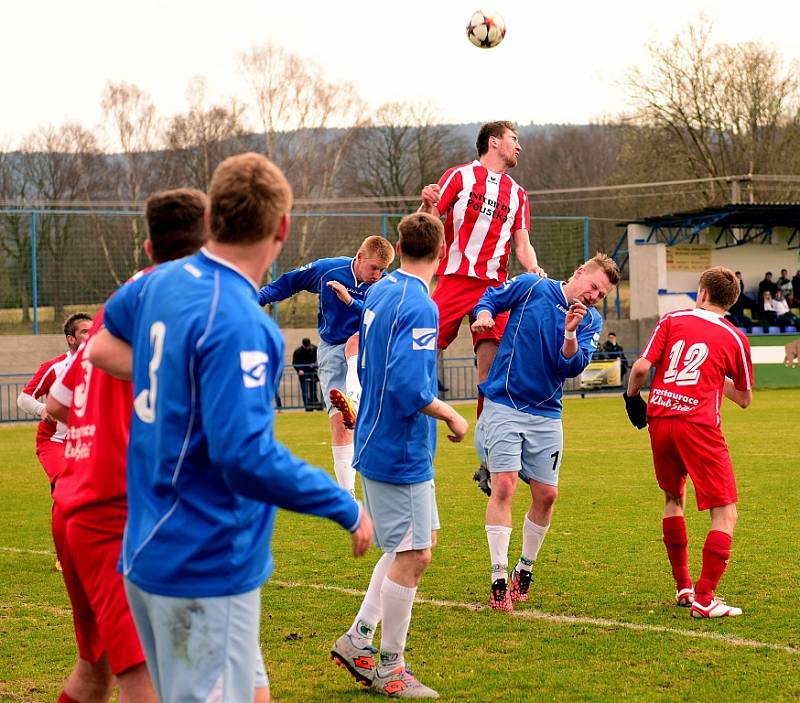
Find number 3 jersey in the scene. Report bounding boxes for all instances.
[642,308,753,428]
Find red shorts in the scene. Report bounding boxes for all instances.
[647,418,738,511]
[36,440,66,484]
[52,505,145,674]
[432,274,509,351]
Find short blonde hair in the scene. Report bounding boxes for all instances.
[209,153,293,245]
[584,252,620,286]
[699,267,739,310]
[358,235,395,266]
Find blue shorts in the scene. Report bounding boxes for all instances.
[479,398,563,486]
[124,580,268,702]
[361,476,440,553]
[317,340,347,414]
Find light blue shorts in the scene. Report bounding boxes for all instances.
[124,580,268,703]
[479,397,563,487]
[317,340,347,413]
[361,476,440,553]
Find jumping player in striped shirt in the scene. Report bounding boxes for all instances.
[419,121,544,418]
[625,267,753,619]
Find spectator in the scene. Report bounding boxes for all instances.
[791,269,800,307]
[292,337,320,411]
[772,290,799,329]
[600,332,629,377]
[734,271,757,313]
[777,269,792,300]
[758,272,779,313]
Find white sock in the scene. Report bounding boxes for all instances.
[348,552,396,646]
[345,355,361,410]
[485,525,512,582]
[518,516,549,571]
[332,444,355,496]
[378,578,416,675]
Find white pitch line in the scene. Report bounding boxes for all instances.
[0,546,54,556]
[271,580,800,655]
[5,547,796,655]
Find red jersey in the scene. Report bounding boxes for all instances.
[22,352,71,447]
[435,160,530,282]
[50,308,133,519]
[643,308,753,428]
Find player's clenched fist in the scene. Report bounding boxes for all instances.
[446,411,469,443]
[471,310,495,334]
[420,184,441,208]
[565,299,588,331]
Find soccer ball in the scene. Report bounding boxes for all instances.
[466,10,506,49]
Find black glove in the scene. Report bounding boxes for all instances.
[623,391,648,429]
[472,464,492,496]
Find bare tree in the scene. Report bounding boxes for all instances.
[18,124,105,319]
[239,44,366,323]
[99,81,162,282]
[343,101,464,207]
[622,18,800,204]
[164,76,248,191]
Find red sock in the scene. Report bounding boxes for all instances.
[694,530,732,606]
[58,692,80,703]
[477,393,485,418]
[662,516,691,591]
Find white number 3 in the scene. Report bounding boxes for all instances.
[134,321,166,423]
[663,339,708,386]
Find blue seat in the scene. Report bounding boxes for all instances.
[783,325,798,333]
[749,326,764,335]
[737,327,749,334]
[767,326,782,334]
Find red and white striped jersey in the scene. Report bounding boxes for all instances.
[435,160,530,282]
[21,352,71,446]
[643,308,753,428]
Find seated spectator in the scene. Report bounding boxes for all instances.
[758,272,779,313]
[599,332,629,376]
[791,269,800,307]
[772,290,799,329]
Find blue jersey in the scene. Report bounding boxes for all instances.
[258,257,374,345]
[103,249,360,598]
[353,270,439,485]
[475,274,602,419]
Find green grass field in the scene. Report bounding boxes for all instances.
[1,392,799,702]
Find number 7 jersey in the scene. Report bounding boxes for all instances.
[642,308,753,427]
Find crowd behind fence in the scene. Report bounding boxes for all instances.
[0,209,590,334]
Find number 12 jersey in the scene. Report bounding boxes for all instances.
[642,308,753,428]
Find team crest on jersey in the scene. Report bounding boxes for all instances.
[240,351,269,388]
[412,328,437,351]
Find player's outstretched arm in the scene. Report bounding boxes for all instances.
[470,310,495,334]
[86,329,132,381]
[420,398,469,442]
[257,262,323,307]
[723,377,752,409]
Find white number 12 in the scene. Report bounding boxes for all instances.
[662,339,708,386]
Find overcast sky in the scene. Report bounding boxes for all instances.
[3,0,800,146]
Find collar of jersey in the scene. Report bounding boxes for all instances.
[198,247,258,291]
[349,257,361,287]
[395,268,429,290]
[472,159,504,178]
[692,307,724,321]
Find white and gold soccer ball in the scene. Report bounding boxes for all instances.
[466,10,506,49]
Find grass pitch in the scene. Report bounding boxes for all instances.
[1,391,799,702]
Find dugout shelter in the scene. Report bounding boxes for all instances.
[619,203,800,319]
